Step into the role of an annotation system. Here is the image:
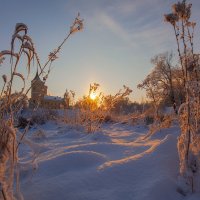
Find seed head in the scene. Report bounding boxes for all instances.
[164,13,179,25]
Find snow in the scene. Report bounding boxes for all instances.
[17,121,200,200]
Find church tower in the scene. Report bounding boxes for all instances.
[29,71,65,109]
[30,72,47,105]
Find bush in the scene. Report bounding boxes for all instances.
[31,109,58,125]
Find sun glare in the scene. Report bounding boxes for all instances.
[90,92,97,100]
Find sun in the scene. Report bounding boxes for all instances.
[90,92,97,100]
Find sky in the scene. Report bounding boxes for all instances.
[0,0,200,102]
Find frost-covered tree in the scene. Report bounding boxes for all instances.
[138,52,181,115]
[151,52,176,105]
[138,52,187,111]
[138,73,162,118]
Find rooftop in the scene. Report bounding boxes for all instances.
[43,95,63,101]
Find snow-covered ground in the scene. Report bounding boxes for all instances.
[18,121,200,200]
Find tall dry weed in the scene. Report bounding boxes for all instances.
[0,14,83,199]
[165,0,200,193]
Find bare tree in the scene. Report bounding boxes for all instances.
[138,52,179,115]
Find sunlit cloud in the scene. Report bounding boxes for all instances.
[87,9,174,52]
[63,0,178,52]
[96,12,130,42]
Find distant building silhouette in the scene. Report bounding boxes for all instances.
[29,72,67,109]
